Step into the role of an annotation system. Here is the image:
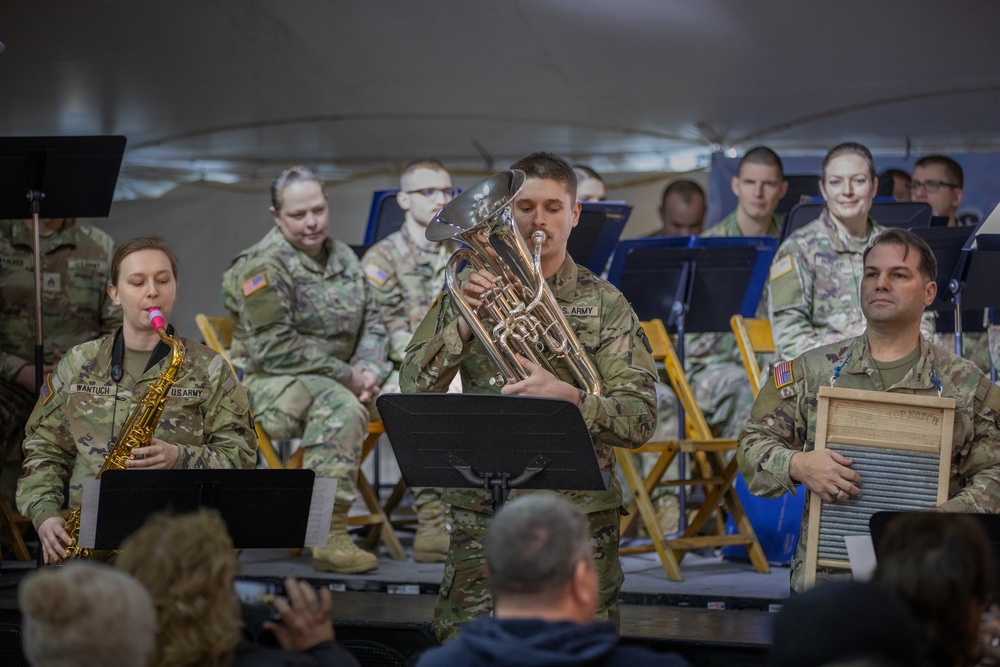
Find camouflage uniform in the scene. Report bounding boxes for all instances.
[685,211,782,438]
[16,331,257,529]
[222,227,391,506]
[400,256,658,641]
[768,211,885,361]
[362,218,451,542]
[738,333,1000,592]
[0,219,120,504]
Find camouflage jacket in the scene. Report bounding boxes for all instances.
[222,228,391,390]
[686,210,780,373]
[738,333,1000,589]
[361,218,451,366]
[768,211,884,361]
[0,219,120,382]
[17,331,257,529]
[399,256,658,513]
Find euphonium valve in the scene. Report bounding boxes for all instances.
[427,170,600,395]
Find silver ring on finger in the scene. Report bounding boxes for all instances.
[833,487,842,499]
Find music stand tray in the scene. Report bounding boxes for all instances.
[79,469,335,549]
[376,394,607,509]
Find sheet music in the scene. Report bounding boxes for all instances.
[971,202,1000,248]
[304,478,337,547]
[78,479,101,548]
[845,535,877,582]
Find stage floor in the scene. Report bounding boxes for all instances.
[237,539,791,612]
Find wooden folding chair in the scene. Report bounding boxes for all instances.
[730,314,775,398]
[615,318,770,581]
[195,314,405,560]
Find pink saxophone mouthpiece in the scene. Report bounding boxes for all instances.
[148,308,166,330]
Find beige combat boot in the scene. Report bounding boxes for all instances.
[412,499,450,563]
[312,503,378,574]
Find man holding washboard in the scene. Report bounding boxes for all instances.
[739,228,1000,592]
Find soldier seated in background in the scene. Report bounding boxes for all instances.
[0,217,120,516]
[362,158,458,563]
[739,228,1000,592]
[654,179,706,236]
[573,165,607,202]
[687,146,787,438]
[223,166,391,575]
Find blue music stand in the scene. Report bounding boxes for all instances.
[568,202,631,274]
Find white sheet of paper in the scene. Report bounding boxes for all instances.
[304,478,337,547]
[845,534,878,581]
[77,479,101,548]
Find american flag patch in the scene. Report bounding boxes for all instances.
[40,373,54,405]
[773,360,794,389]
[241,273,267,297]
[364,262,390,287]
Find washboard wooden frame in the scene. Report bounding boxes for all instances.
[804,386,955,588]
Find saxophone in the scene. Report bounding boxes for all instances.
[61,307,185,562]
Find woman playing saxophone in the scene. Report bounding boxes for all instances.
[17,237,257,564]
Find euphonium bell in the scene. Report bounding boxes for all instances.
[426,169,600,395]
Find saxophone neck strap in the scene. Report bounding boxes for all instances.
[110,325,178,382]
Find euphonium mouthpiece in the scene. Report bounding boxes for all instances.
[148,308,166,331]
[531,231,546,246]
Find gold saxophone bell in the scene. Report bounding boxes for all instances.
[426,169,600,395]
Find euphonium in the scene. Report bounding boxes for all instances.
[62,307,185,562]
[426,169,600,395]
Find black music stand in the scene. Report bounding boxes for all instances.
[607,237,776,525]
[0,136,127,391]
[376,394,607,510]
[944,220,1000,372]
[781,201,933,243]
[568,202,631,274]
[910,227,983,356]
[77,469,333,549]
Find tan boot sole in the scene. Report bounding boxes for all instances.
[312,558,378,575]
[413,549,448,563]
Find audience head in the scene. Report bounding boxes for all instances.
[397,158,455,227]
[731,146,788,223]
[117,509,242,667]
[911,155,964,222]
[658,179,706,235]
[769,580,924,667]
[880,168,912,202]
[108,236,180,334]
[873,512,996,667]
[819,142,878,227]
[484,493,596,623]
[269,165,329,259]
[19,561,157,667]
[573,165,606,202]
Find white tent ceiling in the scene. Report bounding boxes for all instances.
[3,0,1000,197]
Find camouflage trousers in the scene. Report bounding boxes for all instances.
[250,374,369,506]
[689,361,755,439]
[433,495,622,643]
[0,379,35,507]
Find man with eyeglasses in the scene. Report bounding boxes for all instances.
[362,158,458,563]
[910,155,964,227]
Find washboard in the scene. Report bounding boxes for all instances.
[804,386,955,588]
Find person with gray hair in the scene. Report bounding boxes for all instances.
[18,561,156,667]
[413,493,689,666]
